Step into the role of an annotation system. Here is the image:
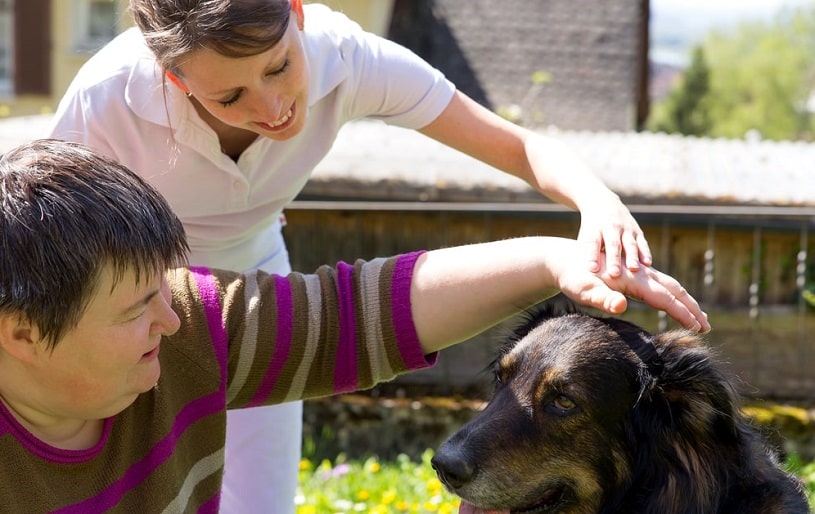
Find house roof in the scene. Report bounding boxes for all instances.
[305,120,815,209]
[0,115,812,209]
[387,0,648,131]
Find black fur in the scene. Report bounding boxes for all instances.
[432,295,809,513]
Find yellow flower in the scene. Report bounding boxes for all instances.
[381,490,397,504]
[357,490,371,501]
[423,501,439,511]
[426,477,443,495]
[438,504,455,514]
[297,506,317,514]
[299,459,312,471]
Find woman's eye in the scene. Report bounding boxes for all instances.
[219,93,241,107]
[268,59,290,76]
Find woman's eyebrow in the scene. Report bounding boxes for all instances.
[119,289,160,318]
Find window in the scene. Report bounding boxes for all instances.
[72,0,119,52]
[0,0,12,96]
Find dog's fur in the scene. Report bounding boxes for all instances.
[432,296,809,513]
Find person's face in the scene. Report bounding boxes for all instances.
[176,10,310,142]
[32,266,180,421]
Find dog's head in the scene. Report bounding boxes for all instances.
[432,295,742,514]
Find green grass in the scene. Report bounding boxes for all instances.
[296,450,460,513]
[297,451,815,513]
[784,454,815,511]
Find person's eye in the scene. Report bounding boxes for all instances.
[219,91,242,107]
[267,59,290,77]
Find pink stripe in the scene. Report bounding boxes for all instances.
[190,267,229,389]
[0,398,114,464]
[45,267,230,512]
[333,261,358,393]
[391,253,437,370]
[53,392,224,513]
[249,275,293,406]
[197,493,221,513]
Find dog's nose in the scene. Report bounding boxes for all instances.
[431,451,476,490]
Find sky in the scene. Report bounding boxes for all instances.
[650,0,815,66]
[653,0,813,14]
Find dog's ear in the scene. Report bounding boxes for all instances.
[634,330,742,443]
[625,330,748,508]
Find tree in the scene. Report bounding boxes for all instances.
[649,46,711,136]
[648,6,815,141]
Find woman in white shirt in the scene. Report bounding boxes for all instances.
[49,1,657,512]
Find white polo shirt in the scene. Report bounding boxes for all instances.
[48,4,455,272]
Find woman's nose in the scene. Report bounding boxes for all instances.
[255,90,286,121]
[155,280,181,336]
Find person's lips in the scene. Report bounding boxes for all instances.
[255,105,295,132]
[140,344,160,362]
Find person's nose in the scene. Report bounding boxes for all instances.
[255,88,286,122]
[154,279,181,337]
[155,302,181,337]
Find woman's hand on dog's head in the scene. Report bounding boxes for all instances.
[552,240,711,334]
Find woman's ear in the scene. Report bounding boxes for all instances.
[0,314,40,362]
[292,0,304,30]
[165,70,190,94]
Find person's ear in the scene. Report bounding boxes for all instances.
[291,0,304,30]
[0,314,40,362]
[165,70,191,94]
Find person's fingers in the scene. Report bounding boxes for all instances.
[622,230,641,271]
[596,288,628,314]
[578,229,603,273]
[601,228,623,278]
[612,268,710,333]
[562,277,629,315]
[636,232,653,267]
[657,276,710,333]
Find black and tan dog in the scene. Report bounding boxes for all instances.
[432,296,809,514]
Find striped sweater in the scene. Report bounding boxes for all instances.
[0,253,435,513]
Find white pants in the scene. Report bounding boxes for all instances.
[204,220,301,513]
[220,402,303,514]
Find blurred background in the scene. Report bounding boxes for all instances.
[1,0,814,470]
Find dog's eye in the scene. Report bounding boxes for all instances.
[549,394,576,413]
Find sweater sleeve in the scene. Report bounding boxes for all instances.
[170,252,437,409]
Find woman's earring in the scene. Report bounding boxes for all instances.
[165,70,192,96]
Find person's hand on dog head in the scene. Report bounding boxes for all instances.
[550,239,711,334]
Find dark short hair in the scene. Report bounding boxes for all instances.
[0,139,188,348]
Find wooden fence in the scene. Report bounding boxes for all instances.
[283,201,815,400]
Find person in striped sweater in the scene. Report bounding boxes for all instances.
[0,139,709,513]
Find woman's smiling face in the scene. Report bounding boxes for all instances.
[30,266,180,421]
[176,10,310,142]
